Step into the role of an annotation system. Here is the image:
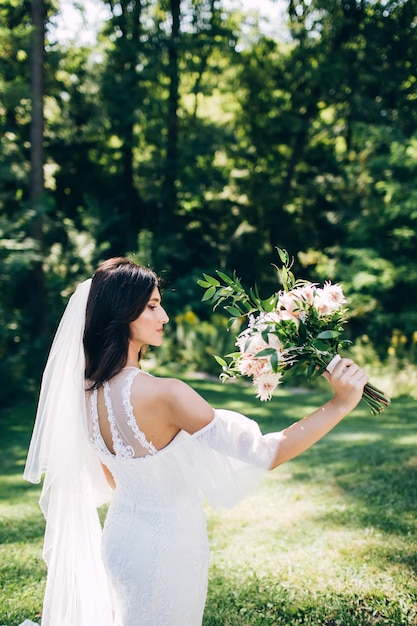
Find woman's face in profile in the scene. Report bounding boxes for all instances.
[128,287,169,348]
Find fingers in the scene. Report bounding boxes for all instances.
[323,357,369,390]
[330,358,369,388]
[322,357,369,413]
[331,357,353,375]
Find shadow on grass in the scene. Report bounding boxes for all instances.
[0,509,45,545]
[280,406,417,540]
[203,568,416,625]
[0,402,45,548]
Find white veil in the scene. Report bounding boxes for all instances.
[24,279,114,626]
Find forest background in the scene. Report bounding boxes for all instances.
[1,0,417,407]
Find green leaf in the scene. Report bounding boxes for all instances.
[270,351,279,373]
[216,270,236,286]
[298,323,307,341]
[224,305,242,317]
[249,286,261,305]
[201,286,217,301]
[317,330,340,339]
[224,351,241,360]
[202,273,220,287]
[197,279,211,288]
[280,265,289,290]
[307,361,317,379]
[262,295,277,311]
[240,300,254,312]
[312,340,330,351]
[214,355,228,367]
[244,337,252,352]
[277,247,289,265]
[254,348,277,358]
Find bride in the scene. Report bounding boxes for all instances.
[23,257,368,626]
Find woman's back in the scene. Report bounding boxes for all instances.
[89,367,183,456]
[86,367,211,626]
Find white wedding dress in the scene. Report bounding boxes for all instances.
[84,367,280,626]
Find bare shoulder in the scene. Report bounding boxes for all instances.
[132,373,208,410]
[131,372,214,433]
[156,376,200,400]
[130,372,190,401]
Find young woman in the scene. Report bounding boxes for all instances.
[24,257,368,626]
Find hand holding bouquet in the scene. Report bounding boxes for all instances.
[198,249,390,415]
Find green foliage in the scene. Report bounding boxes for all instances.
[1,0,417,404]
[230,0,417,356]
[154,309,239,376]
[198,270,274,321]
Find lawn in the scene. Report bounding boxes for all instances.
[1,375,416,625]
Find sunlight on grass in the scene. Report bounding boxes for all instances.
[206,479,415,593]
[204,474,417,624]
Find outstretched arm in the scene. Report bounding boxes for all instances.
[151,357,367,471]
[269,358,368,469]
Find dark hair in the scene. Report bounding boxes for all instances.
[83,257,160,389]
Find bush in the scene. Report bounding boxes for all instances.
[154,310,239,376]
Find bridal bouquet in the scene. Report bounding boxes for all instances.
[198,249,390,415]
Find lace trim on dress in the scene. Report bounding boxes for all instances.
[123,369,157,455]
[103,381,135,458]
[89,389,112,457]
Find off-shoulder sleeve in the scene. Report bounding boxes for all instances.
[186,409,281,508]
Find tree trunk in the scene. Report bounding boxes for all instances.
[29,0,46,339]
[163,0,181,233]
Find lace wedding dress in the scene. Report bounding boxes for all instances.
[85,367,280,626]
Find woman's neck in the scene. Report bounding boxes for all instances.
[125,343,141,368]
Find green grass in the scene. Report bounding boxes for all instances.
[1,377,416,625]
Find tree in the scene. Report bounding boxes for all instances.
[97,0,148,255]
[28,0,46,339]
[163,0,180,233]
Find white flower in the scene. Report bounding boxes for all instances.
[278,285,315,315]
[250,311,280,334]
[278,290,301,314]
[314,282,346,316]
[237,353,270,377]
[237,318,283,355]
[297,284,316,305]
[322,282,346,305]
[236,331,268,355]
[254,372,282,401]
[276,308,300,328]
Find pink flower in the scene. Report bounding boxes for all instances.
[322,282,346,305]
[278,290,302,314]
[314,282,346,316]
[236,332,270,377]
[236,331,269,355]
[237,354,269,378]
[254,372,282,401]
[276,309,300,328]
[297,284,316,306]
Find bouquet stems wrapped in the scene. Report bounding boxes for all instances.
[198,248,391,415]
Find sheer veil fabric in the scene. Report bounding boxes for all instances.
[23,279,114,626]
